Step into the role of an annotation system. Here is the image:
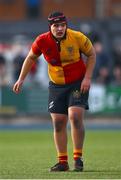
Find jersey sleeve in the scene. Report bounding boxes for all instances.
[31,36,42,56]
[77,32,92,54]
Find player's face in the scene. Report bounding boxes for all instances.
[50,22,67,40]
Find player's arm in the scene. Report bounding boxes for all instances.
[78,33,96,93]
[13,49,39,94]
[84,46,96,79]
[81,45,96,93]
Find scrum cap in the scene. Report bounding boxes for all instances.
[48,11,67,25]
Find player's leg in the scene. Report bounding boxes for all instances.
[68,80,89,171]
[50,113,69,171]
[69,106,85,150]
[68,106,85,171]
[48,81,70,171]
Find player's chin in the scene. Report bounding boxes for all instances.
[56,34,64,39]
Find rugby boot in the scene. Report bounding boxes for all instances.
[50,162,69,172]
[74,158,83,171]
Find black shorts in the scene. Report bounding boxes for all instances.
[48,80,89,114]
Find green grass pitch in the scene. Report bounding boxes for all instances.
[0,129,120,179]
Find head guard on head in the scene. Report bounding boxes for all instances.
[48,11,67,25]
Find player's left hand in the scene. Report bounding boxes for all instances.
[80,77,91,93]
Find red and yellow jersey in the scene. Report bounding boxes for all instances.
[32,28,92,85]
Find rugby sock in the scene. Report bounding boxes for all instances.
[73,149,82,160]
[58,152,68,163]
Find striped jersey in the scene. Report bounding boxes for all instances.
[32,28,92,85]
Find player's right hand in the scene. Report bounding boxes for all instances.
[13,80,24,94]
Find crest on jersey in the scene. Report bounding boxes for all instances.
[67,46,74,55]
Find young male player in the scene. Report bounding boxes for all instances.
[13,11,96,172]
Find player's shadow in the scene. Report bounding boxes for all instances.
[68,169,120,174]
[84,169,120,173]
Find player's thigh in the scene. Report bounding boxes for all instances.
[48,82,68,114]
[68,80,89,110]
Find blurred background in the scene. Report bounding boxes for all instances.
[0,0,121,128]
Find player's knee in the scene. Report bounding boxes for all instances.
[70,113,82,129]
[54,120,65,132]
